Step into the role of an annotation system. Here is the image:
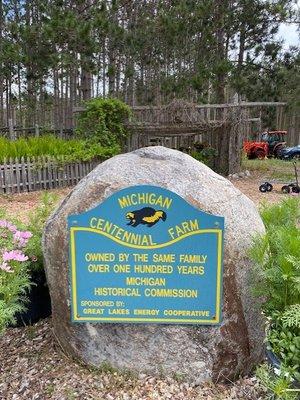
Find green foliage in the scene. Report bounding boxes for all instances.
[0,194,58,332]
[0,217,32,333]
[251,198,300,385]
[0,272,31,333]
[235,49,300,111]
[281,305,300,329]
[259,199,300,231]
[256,364,299,400]
[0,135,119,163]
[191,144,217,169]
[249,199,300,314]
[76,98,132,147]
[267,313,300,382]
[25,193,58,272]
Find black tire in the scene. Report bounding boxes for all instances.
[259,184,268,193]
[281,185,290,194]
[273,144,285,158]
[266,183,273,192]
[291,186,300,193]
[255,149,266,160]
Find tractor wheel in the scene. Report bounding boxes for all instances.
[247,153,255,160]
[255,149,266,160]
[291,186,300,194]
[273,144,285,158]
[266,183,273,192]
[291,153,300,160]
[281,185,290,194]
[259,184,268,193]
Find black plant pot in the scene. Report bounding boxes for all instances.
[266,346,281,371]
[14,269,52,326]
[266,344,300,389]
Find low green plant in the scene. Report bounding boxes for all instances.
[76,97,132,147]
[249,199,300,315]
[281,304,300,329]
[259,199,300,231]
[25,193,59,272]
[256,364,299,400]
[191,146,217,168]
[267,313,300,382]
[250,198,300,386]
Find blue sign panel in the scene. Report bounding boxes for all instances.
[68,185,224,325]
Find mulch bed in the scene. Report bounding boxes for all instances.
[0,319,265,400]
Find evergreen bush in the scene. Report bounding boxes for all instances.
[75,98,132,148]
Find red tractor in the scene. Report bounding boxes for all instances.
[244,130,287,159]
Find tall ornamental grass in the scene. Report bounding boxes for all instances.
[0,135,119,163]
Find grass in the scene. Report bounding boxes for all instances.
[242,156,299,182]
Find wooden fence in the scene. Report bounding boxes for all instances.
[0,157,101,194]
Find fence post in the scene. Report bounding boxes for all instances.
[0,160,3,194]
[20,156,26,192]
[35,124,40,137]
[15,157,21,193]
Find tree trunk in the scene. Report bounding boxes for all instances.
[81,70,92,101]
[214,1,227,104]
[69,63,77,128]
[53,68,60,130]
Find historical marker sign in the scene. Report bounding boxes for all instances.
[68,185,224,325]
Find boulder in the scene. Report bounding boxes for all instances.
[43,146,265,384]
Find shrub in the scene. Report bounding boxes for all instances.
[76,98,132,147]
[191,144,217,169]
[249,199,300,315]
[267,312,300,382]
[250,198,300,386]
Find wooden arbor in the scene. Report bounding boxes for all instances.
[126,100,249,175]
[74,99,288,176]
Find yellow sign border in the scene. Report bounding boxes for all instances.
[70,227,223,324]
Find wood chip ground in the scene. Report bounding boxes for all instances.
[0,320,265,400]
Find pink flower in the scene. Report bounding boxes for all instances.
[20,231,32,240]
[2,250,28,262]
[0,262,13,273]
[0,220,17,233]
[13,230,32,247]
[0,220,8,228]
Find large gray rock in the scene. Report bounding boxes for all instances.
[43,146,265,384]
